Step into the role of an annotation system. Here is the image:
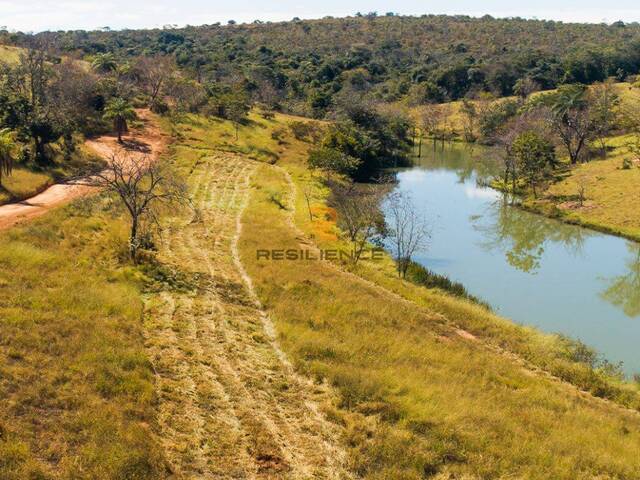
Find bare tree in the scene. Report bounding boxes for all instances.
[134,55,176,109]
[329,180,388,264]
[419,103,446,150]
[89,150,188,261]
[386,192,430,278]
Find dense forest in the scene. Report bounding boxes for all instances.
[3,14,640,118]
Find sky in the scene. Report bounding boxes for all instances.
[1,0,639,33]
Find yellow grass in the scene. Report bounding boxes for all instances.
[0,45,21,64]
[0,168,54,204]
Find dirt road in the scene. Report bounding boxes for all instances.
[144,153,350,479]
[0,110,166,230]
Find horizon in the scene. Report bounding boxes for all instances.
[0,1,639,34]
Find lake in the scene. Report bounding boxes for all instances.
[386,143,640,375]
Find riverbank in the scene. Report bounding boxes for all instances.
[521,134,640,243]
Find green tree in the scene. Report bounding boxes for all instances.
[91,53,118,74]
[308,146,361,178]
[546,84,595,164]
[511,131,556,197]
[0,129,15,186]
[103,97,136,143]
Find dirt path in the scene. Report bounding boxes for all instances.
[144,153,350,479]
[0,109,166,230]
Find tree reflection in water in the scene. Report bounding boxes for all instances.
[472,196,590,274]
[601,244,640,318]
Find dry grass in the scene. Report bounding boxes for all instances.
[142,123,351,478]
[0,167,54,204]
[0,195,166,479]
[0,45,21,64]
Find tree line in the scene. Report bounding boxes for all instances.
[5,15,640,119]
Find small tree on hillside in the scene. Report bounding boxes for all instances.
[546,84,595,164]
[308,147,361,179]
[329,180,388,264]
[0,129,15,185]
[460,98,478,142]
[90,150,188,261]
[386,192,430,278]
[103,97,136,143]
[91,53,118,74]
[590,80,620,156]
[134,55,176,111]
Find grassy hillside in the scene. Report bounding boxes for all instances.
[0,197,166,479]
[166,111,640,478]
[0,45,20,63]
[525,133,640,241]
[3,104,640,477]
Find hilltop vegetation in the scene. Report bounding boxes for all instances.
[6,15,640,117]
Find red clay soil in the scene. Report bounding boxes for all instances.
[0,110,167,230]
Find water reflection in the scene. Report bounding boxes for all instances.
[472,197,590,274]
[601,244,640,318]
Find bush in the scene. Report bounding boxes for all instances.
[288,120,317,141]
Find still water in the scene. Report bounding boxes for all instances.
[388,143,640,375]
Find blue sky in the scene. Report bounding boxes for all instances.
[1,0,639,32]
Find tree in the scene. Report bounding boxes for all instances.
[49,59,98,158]
[89,150,188,261]
[91,53,118,74]
[103,97,136,143]
[590,80,620,156]
[134,55,176,110]
[0,47,60,165]
[308,147,361,178]
[513,77,539,102]
[546,84,595,164]
[385,192,430,278]
[0,129,15,185]
[460,98,478,142]
[511,131,556,197]
[329,179,387,263]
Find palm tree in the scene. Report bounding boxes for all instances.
[91,53,118,74]
[0,129,15,187]
[103,98,136,143]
